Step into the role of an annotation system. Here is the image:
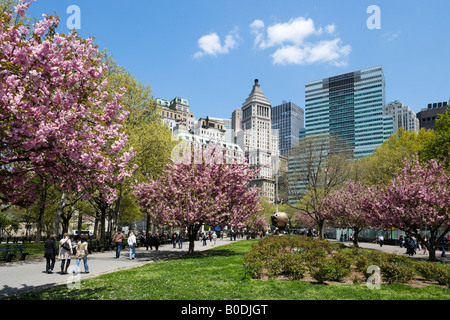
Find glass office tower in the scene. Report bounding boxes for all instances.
[304,65,393,158]
[271,101,304,155]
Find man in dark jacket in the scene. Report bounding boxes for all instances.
[44,234,57,273]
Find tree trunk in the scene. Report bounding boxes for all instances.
[352,227,360,247]
[317,219,324,240]
[187,224,201,255]
[77,210,83,237]
[99,204,107,240]
[35,180,47,243]
[53,192,67,237]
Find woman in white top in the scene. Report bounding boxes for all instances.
[59,233,73,274]
[128,232,137,260]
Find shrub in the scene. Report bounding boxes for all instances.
[309,256,352,283]
[279,253,306,280]
[415,261,450,286]
[379,261,415,284]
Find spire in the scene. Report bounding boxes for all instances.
[244,78,270,106]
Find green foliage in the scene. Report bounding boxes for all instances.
[360,127,435,185]
[421,108,450,168]
[415,261,450,286]
[309,256,352,283]
[243,236,345,281]
[379,261,415,284]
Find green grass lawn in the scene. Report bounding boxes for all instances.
[7,239,450,300]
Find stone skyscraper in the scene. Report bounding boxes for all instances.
[233,79,279,203]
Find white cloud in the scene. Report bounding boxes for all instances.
[382,30,402,41]
[194,29,240,59]
[272,39,351,66]
[325,24,336,34]
[256,17,320,49]
[250,17,350,66]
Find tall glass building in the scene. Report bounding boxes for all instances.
[304,65,393,158]
[271,101,304,155]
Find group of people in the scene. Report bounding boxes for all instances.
[43,233,90,274]
[201,231,219,246]
[399,234,449,257]
[111,228,166,260]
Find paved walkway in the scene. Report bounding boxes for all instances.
[333,239,450,263]
[0,237,245,297]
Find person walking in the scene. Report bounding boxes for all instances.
[399,235,404,248]
[59,233,72,274]
[145,232,153,250]
[128,231,137,259]
[422,235,429,255]
[112,227,125,259]
[178,232,184,249]
[154,233,161,251]
[202,232,207,246]
[212,231,217,245]
[73,234,90,274]
[440,235,448,257]
[172,232,177,248]
[44,234,57,274]
[378,234,384,247]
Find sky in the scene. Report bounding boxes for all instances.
[27,0,450,121]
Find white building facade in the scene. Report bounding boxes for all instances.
[385,101,420,133]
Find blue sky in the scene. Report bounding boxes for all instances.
[28,0,449,120]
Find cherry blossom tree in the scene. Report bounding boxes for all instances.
[133,143,262,254]
[322,181,370,247]
[0,1,134,207]
[363,157,450,261]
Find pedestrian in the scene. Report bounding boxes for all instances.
[59,233,72,274]
[440,235,448,257]
[178,232,184,249]
[73,234,90,274]
[378,234,384,247]
[172,232,177,248]
[112,227,125,259]
[44,234,57,274]
[127,231,136,259]
[422,235,429,255]
[399,235,404,248]
[154,233,161,251]
[212,231,217,245]
[202,232,207,246]
[145,232,153,250]
[410,236,417,256]
[406,236,416,256]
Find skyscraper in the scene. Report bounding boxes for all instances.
[233,79,279,203]
[271,101,304,155]
[304,65,393,158]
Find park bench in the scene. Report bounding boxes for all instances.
[0,244,30,262]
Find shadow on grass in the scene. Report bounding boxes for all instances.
[177,248,243,261]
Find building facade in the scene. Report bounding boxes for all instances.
[304,65,393,158]
[271,101,304,155]
[384,101,420,133]
[416,101,448,130]
[156,97,196,131]
[233,79,279,203]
